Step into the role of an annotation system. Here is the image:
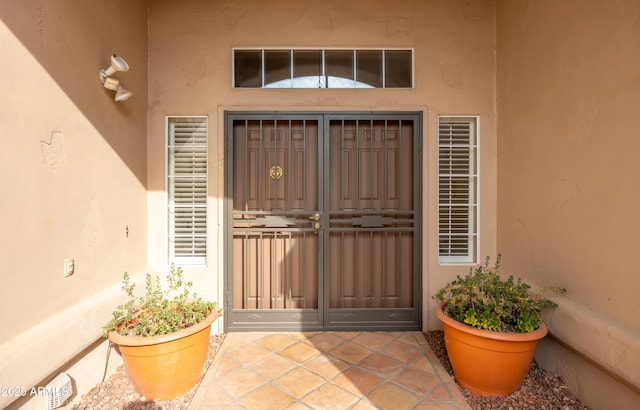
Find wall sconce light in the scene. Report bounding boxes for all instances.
[99,54,132,102]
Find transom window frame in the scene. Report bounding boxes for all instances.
[232,47,415,89]
[437,115,479,265]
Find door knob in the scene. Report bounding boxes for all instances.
[314,222,321,230]
[309,213,320,221]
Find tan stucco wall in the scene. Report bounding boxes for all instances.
[0,0,148,407]
[147,0,498,332]
[496,0,640,407]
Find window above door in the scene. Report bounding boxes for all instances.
[233,48,413,89]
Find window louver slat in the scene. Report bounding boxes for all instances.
[438,118,477,263]
[168,117,208,264]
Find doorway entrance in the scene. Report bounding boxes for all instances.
[224,112,422,331]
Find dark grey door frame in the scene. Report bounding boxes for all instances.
[224,111,423,332]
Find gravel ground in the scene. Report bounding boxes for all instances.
[424,331,591,410]
[73,332,590,409]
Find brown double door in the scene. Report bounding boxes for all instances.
[225,113,421,331]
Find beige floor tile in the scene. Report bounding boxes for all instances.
[428,383,454,402]
[302,383,359,410]
[367,382,419,410]
[241,383,296,410]
[359,352,404,375]
[275,367,325,398]
[211,367,267,397]
[210,355,243,378]
[306,332,345,352]
[331,367,382,396]
[284,402,314,410]
[393,366,441,395]
[410,355,437,374]
[334,331,361,340]
[224,332,261,347]
[350,399,382,410]
[279,342,322,364]
[251,353,298,379]
[196,402,246,410]
[382,340,421,362]
[289,331,316,340]
[196,384,235,406]
[304,354,350,379]
[260,333,299,352]
[351,332,393,349]
[401,332,423,347]
[383,331,408,341]
[227,342,273,365]
[328,341,372,364]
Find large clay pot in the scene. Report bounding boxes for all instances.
[436,303,547,396]
[108,311,218,400]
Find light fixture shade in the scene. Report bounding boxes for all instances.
[104,54,130,77]
[115,86,133,102]
[99,54,130,84]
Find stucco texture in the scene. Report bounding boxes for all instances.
[497,0,640,329]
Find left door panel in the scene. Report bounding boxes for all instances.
[226,115,324,330]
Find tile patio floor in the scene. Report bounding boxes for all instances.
[189,331,471,410]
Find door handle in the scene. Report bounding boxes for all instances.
[309,213,321,221]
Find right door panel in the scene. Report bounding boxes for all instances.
[325,115,421,330]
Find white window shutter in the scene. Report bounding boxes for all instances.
[438,117,477,264]
[167,117,208,265]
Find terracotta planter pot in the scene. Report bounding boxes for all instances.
[108,310,218,400]
[436,303,547,396]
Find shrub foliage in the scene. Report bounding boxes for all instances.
[103,264,220,337]
[433,255,563,333]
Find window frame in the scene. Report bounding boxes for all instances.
[437,115,479,265]
[232,47,415,89]
[165,116,209,266]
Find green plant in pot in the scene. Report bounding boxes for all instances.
[433,255,564,396]
[103,264,222,400]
